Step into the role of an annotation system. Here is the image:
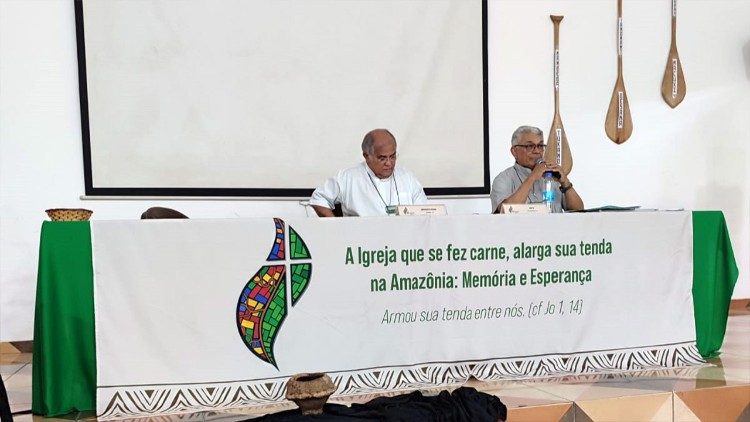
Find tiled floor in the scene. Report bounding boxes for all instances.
[4,311,749,421]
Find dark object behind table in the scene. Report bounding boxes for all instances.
[250,386,507,422]
[140,207,189,219]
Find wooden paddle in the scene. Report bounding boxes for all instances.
[605,0,633,144]
[661,0,686,107]
[544,15,573,175]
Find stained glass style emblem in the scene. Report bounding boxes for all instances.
[236,218,312,368]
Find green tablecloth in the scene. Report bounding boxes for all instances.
[31,222,96,416]
[691,211,739,358]
[31,211,739,416]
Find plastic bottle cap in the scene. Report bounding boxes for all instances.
[543,170,554,177]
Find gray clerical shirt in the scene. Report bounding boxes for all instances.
[490,163,566,213]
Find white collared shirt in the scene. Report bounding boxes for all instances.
[310,162,428,216]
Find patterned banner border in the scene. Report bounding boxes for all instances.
[97,342,704,419]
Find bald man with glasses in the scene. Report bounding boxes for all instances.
[490,125,584,213]
[310,129,427,217]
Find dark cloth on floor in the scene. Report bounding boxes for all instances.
[250,387,506,422]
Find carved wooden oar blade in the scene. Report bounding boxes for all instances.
[546,117,573,174]
[661,51,686,108]
[605,79,633,144]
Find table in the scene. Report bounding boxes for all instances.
[31,211,738,417]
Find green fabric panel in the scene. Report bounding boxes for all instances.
[32,221,96,416]
[692,211,739,358]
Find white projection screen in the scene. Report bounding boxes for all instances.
[76,0,489,197]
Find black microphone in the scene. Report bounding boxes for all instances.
[535,158,560,179]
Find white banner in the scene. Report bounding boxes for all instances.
[92,212,701,418]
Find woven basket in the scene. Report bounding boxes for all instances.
[45,208,93,221]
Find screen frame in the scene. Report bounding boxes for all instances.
[75,0,490,197]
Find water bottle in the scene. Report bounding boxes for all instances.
[542,171,555,212]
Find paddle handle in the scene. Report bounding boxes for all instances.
[617,0,623,75]
[672,0,677,45]
[551,15,563,113]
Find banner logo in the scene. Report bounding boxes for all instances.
[236,218,312,368]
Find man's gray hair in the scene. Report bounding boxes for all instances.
[511,125,543,146]
[361,129,396,154]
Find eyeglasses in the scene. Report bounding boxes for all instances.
[373,153,397,164]
[514,144,546,151]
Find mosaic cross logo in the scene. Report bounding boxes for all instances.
[236,218,312,368]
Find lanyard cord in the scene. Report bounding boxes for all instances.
[366,170,400,207]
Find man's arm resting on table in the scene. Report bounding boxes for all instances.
[495,177,536,213]
[561,185,584,211]
[541,163,584,212]
[310,175,341,217]
[554,167,583,211]
[311,205,336,217]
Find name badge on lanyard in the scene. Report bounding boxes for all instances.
[367,169,399,216]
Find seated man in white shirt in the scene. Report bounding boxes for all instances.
[309,129,428,217]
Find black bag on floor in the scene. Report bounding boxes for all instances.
[251,387,506,422]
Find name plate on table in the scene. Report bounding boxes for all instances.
[500,203,549,214]
[395,204,447,216]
